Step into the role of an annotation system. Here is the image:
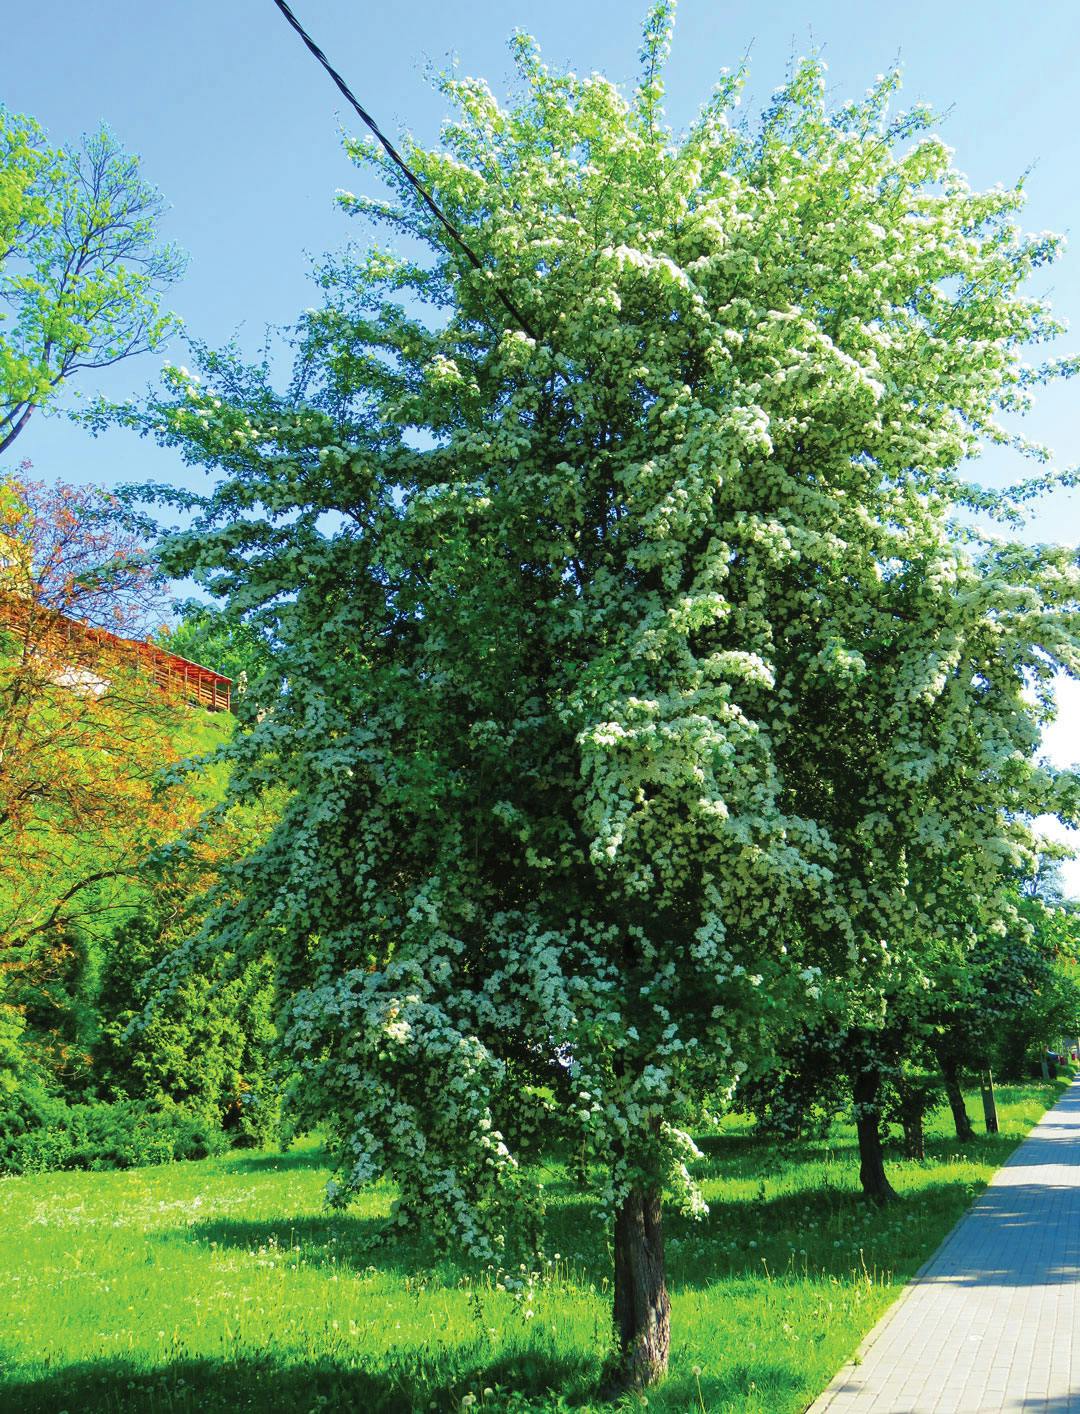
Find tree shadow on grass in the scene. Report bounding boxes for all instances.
[175,1162,985,1300]
[694,1130,838,1170]
[175,1196,612,1284]
[0,1350,813,1413]
[917,1131,1029,1168]
[693,1361,809,1411]
[224,1147,332,1176]
[662,1168,1021,1291]
[176,1212,434,1278]
[190,1113,1032,1288]
[169,1103,1039,1306]
[695,1123,1027,1176]
[0,1350,599,1414]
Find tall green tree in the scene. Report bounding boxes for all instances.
[0,107,183,455]
[123,7,1080,1389]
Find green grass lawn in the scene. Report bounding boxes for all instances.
[0,1078,1067,1414]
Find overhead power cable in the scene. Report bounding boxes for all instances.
[270,0,539,341]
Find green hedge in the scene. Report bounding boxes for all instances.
[0,1089,229,1176]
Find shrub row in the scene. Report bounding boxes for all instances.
[0,1088,229,1175]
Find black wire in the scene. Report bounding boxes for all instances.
[270,0,538,341]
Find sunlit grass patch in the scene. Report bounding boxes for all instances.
[0,1080,1065,1412]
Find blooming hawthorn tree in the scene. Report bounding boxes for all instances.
[127,6,1080,1388]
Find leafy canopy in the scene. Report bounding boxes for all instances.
[128,9,1080,1268]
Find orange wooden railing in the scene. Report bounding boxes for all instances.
[0,595,233,712]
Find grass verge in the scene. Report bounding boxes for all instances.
[0,1077,1067,1413]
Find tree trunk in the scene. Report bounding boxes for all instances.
[940,1055,975,1141]
[896,1079,926,1161]
[981,1070,999,1134]
[607,1184,671,1391]
[853,1065,898,1203]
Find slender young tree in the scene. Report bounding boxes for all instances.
[124,7,1080,1389]
[0,108,183,455]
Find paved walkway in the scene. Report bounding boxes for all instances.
[810,1078,1080,1414]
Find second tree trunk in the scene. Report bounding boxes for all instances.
[939,1053,975,1141]
[896,1077,926,1161]
[853,1064,898,1203]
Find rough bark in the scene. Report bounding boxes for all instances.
[940,1054,975,1141]
[853,1065,898,1203]
[607,1183,671,1391]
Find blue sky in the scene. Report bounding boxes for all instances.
[4,0,1079,520]
[5,0,1080,877]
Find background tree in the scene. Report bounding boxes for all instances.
[0,473,225,1082]
[94,857,280,1145]
[121,6,1080,1392]
[0,106,183,456]
[158,598,275,688]
[90,712,284,1140]
[992,892,1080,1077]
